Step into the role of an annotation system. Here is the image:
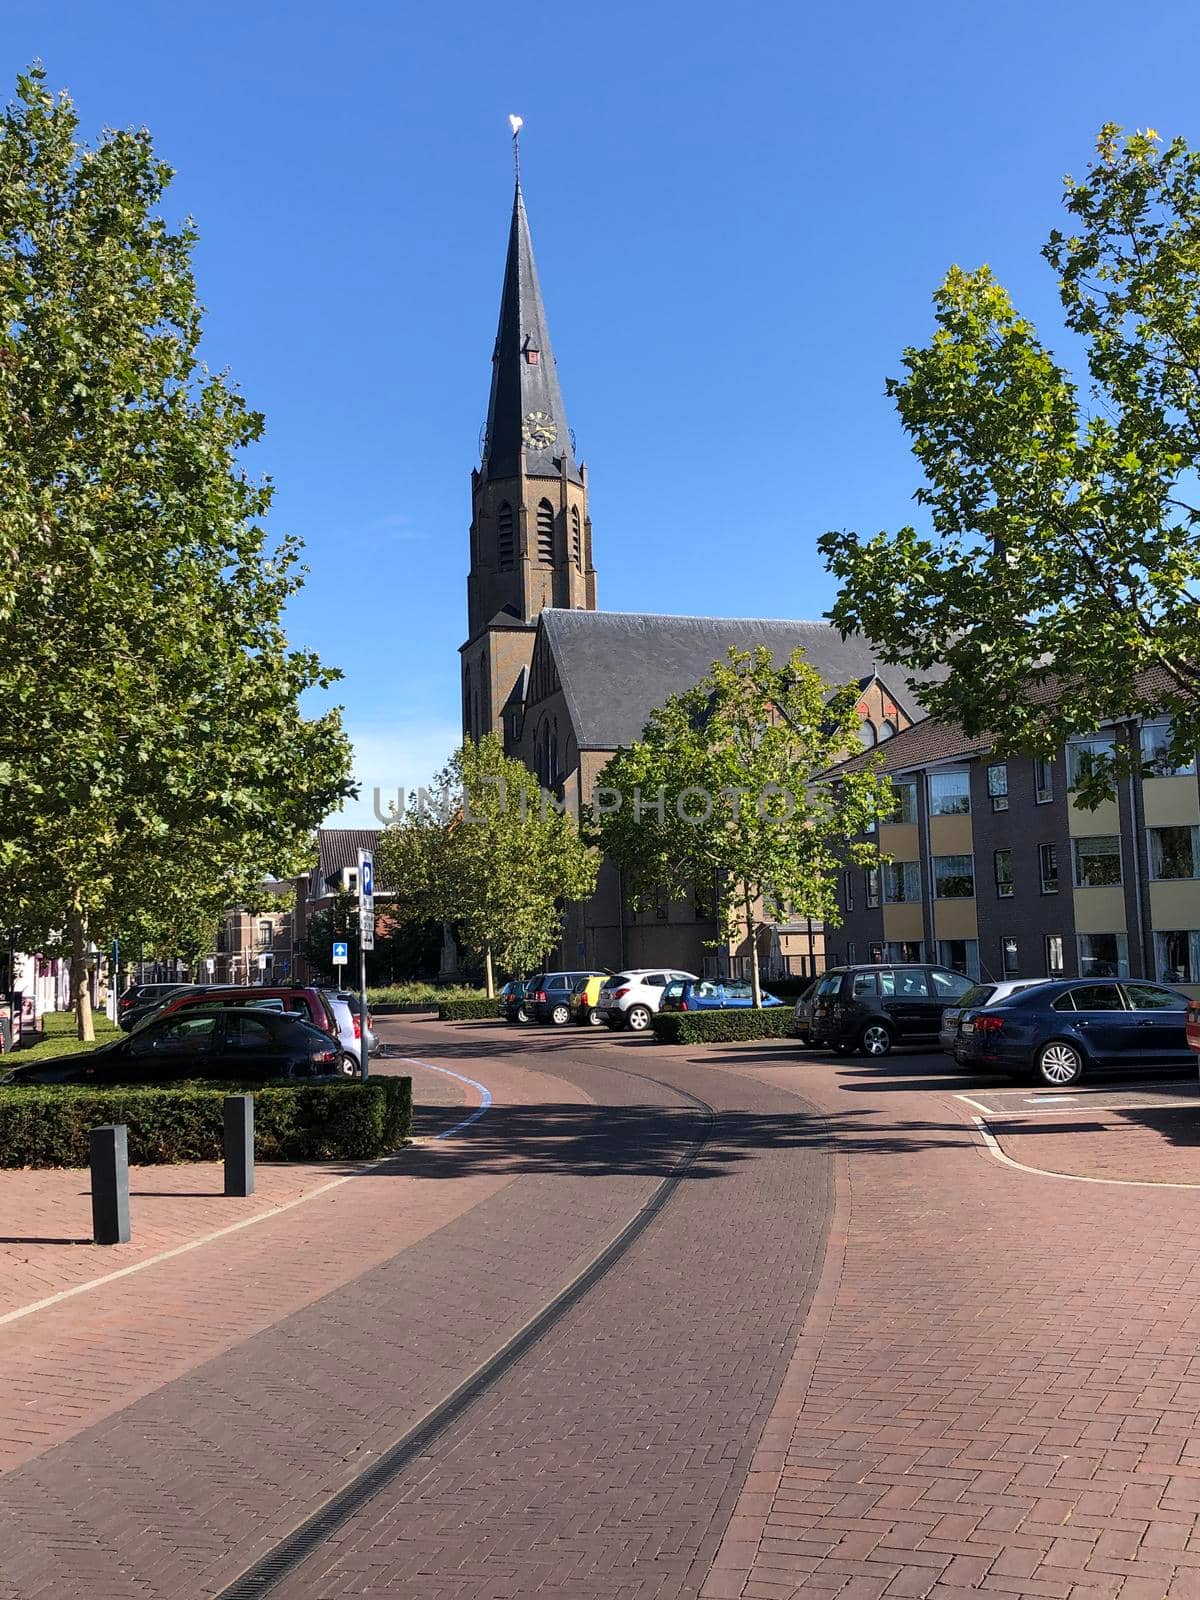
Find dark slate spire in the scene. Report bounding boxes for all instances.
[482,179,582,484]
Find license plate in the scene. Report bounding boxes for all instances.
[962,1020,974,1034]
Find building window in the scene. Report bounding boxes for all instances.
[937,939,980,980]
[929,770,971,816]
[888,780,918,824]
[843,870,854,911]
[879,720,897,740]
[1140,721,1195,777]
[463,664,472,735]
[865,867,880,908]
[987,763,1009,811]
[1073,835,1122,888]
[536,499,555,563]
[1001,936,1019,976]
[571,505,581,567]
[1034,757,1054,804]
[1067,734,1117,790]
[994,849,1014,898]
[1045,934,1065,976]
[885,940,925,963]
[1149,826,1200,880]
[846,941,857,965]
[1155,930,1200,984]
[1077,932,1129,978]
[258,921,273,951]
[883,861,921,903]
[1039,843,1059,894]
[933,854,974,898]
[859,718,878,748]
[497,501,514,571]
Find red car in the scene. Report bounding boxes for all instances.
[134,985,339,1037]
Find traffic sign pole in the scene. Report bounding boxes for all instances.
[357,848,374,1079]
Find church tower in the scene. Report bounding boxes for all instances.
[461,157,596,747]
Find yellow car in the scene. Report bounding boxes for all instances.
[569,974,607,1026]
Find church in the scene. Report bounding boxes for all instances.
[460,165,930,978]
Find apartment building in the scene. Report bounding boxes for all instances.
[827,714,1200,991]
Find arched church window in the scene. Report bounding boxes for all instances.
[879,719,897,740]
[536,499,555,564]
[464,664,472,736]
[497,501,514,571]
[571,506,581,567]
[859,719,878,748]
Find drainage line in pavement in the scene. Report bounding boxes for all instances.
[213,1071,716,1600]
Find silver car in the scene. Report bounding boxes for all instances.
[939,979,1048,1055]
[324,990,380,1058]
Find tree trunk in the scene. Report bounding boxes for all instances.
[67,901,94,1043]
[484,945,495,1000]
[744,885,762,1009]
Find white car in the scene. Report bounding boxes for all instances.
[597,969,698,1032]
[939,978,1048,1056]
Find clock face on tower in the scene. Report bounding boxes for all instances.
[522,409,558,450]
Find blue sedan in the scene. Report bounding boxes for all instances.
[954,977,1192,1086]
[660,978,782,1012]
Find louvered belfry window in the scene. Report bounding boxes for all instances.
[571,505,581,567]
[497,501,514,571]
[536,499,555,564]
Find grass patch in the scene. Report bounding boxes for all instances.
[13,1010,120,1064]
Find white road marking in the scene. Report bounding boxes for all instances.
[0,1059,494,1329]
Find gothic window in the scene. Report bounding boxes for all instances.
[464,664,472,735]
[859,718,878,748]
[536,499,555,564]
[497,501,514,571]
[571,505,581,567]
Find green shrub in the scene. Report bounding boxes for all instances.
[0,1076,412,1168]
[369,983,486,1006]
[436,997,500,1020]
[651,1008,798,1045]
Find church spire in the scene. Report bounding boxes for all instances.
[482,152,582,485]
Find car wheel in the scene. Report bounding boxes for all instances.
[550,1002,571,1026]
[1033,1040,1084,1087]
[587,1006,604,1027]
[516,1004,532,1023]
[625,1005,652,1032]
[859,1022,894,1058]
[339,1052,359,1076]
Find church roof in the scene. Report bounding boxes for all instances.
[482,180,582,486]
[538,610,936,750]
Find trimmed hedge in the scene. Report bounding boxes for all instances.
[652,1009,798,1045]
[0,1076,412,1168]
[437,998,501,1020]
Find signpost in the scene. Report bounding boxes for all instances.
[332,940,348,969]
[357,848,373,1077]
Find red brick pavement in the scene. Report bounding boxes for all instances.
[689,1041,1200,1600]
[990,1108,1200,1187]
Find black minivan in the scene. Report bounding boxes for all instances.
[808,963,974,1057]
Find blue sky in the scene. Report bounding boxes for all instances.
[8,1,1200,821]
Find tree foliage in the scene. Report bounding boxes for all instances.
[0,68,354,1035]
[821,125,1200,804]
[298,892,443,987]
[594,648,891,1006]
[376,735,599,996]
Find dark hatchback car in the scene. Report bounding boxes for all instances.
[497,980,532,1024]
[808,963,974,1057]
[1,1006,359,1087]
[954,978,1193,1086]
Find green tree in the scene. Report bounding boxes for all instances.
[298,892,442,986]
[821,125,1200,805]
[0,68,353,1038]
[595,647,891,1007]
[377,734,599,996]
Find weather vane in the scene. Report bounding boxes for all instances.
[509,113,523,183]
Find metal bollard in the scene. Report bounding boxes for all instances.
[90,1124,131,1245]
[223,1094,255,1197]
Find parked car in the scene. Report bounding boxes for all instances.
[117,982,197,1032]
[498,980,533,1024]
[1186,999,1200,1055]
[808,963,975,1057]
[526,970,609,1026]
[596,969,698,1032]
[791,978,820,1045]
[939,979,1048,1056]
[955,978,1193,1086]
[135,984,340,1037]
[328,990,380,1058]
[0,1006,358,1086]
[660,978,783,1012]
[570,975,608,1026]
